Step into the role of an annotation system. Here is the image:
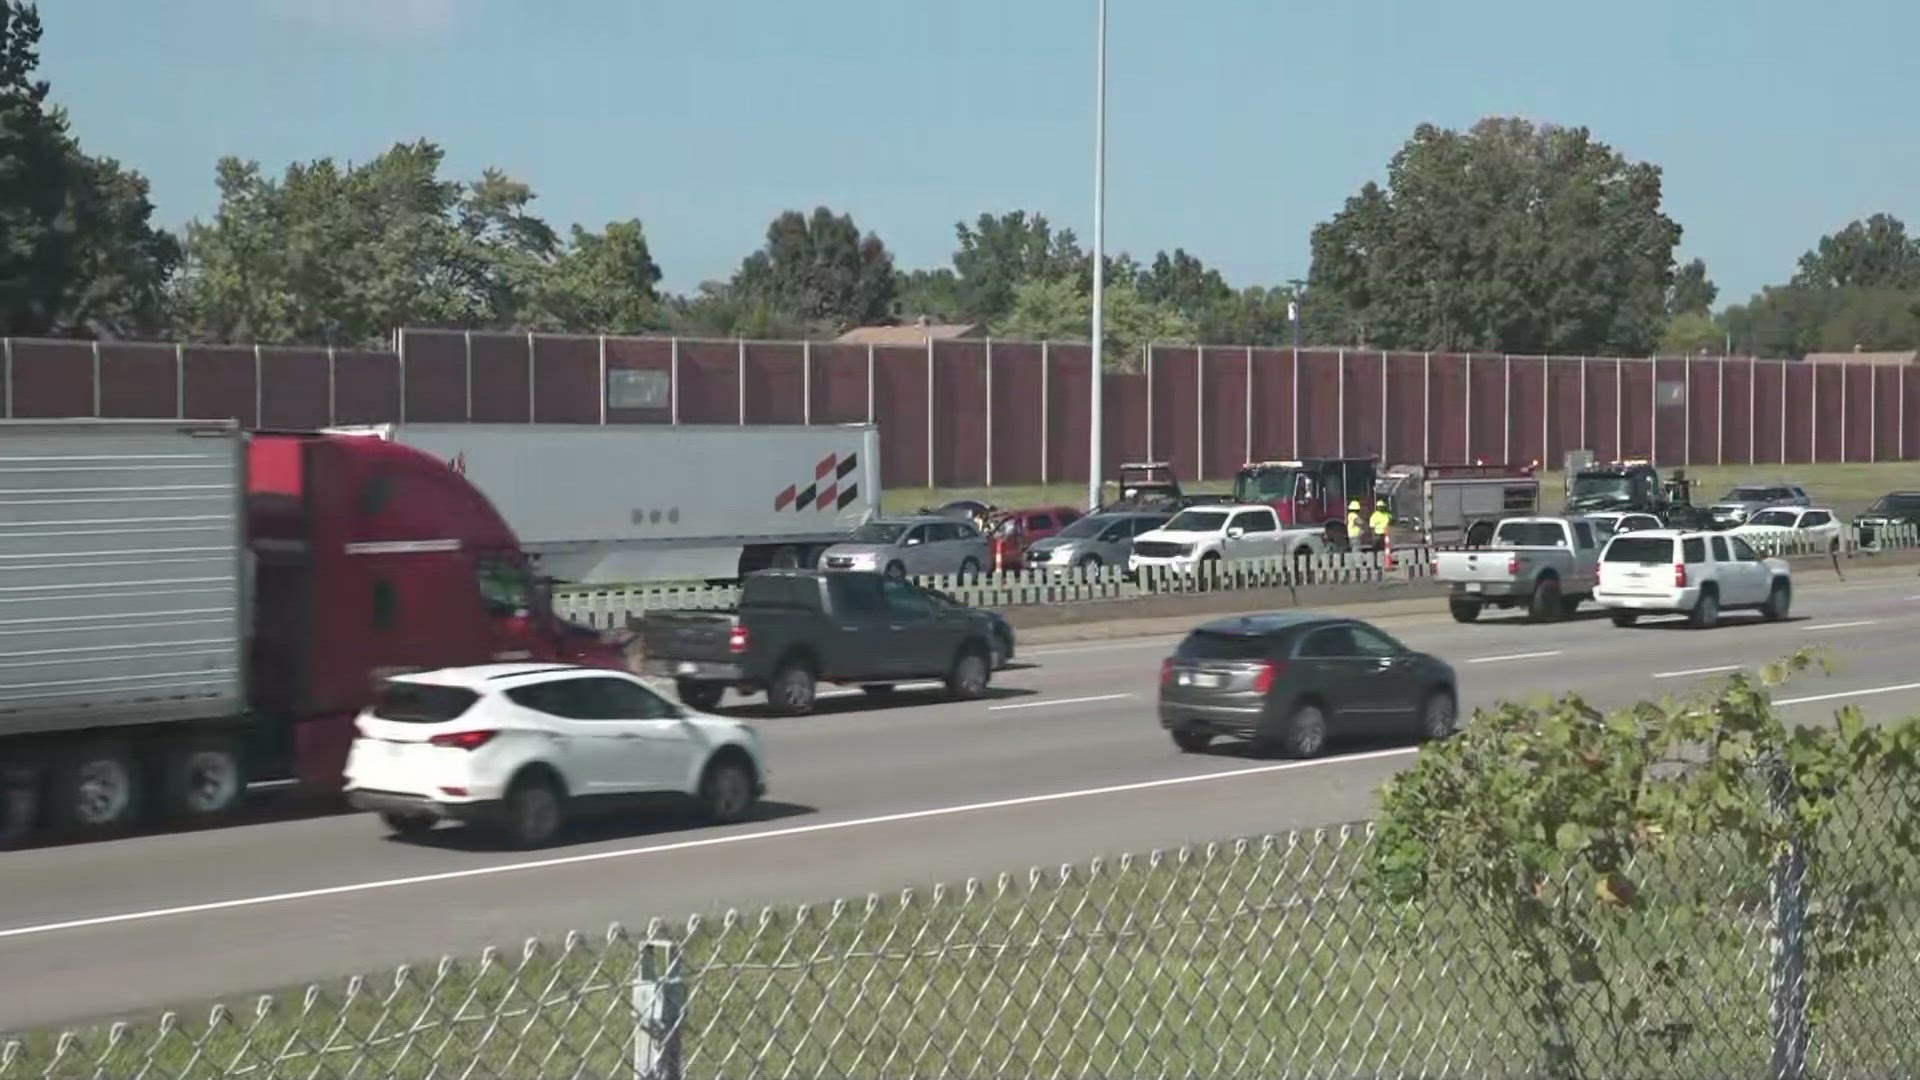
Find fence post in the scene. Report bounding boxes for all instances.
[984,338,993,486]
[1502,353,1512,463]
[1578,356,1587,453]
[1195,345,1204,482]
[1336,347,1346,457]
[250,344,261,427]
[925,337,935,489]
[1840,364,1849,463]
[1717,355,1726,465]
[597,335,608,425]
[670,338,680,425]
[1538,356,1547,466]
[1768,761,1810,1080]
[1870,365,1878,462]
[737,339,747,426]
[1040,341,1049,484]
[2,337,10,418]
[865,343,875,425]
[1649,358,1659,465]
[1422,352,1431,461]
[1379,350,1390,463]
[526,331,537,422]
[632,938,686,1080]
[1145,344,1155,461]
[463,330,474,421]
[1615,358,1623,461]
[1464,354,1473,461]
[327,346,338,425]
[175,342,185,420]
[1244,345,1253,464]
[92,341,102,418]
[1292,347,1301,458]
[1684,357,1692,466]
[803,339,813,426]
[1780,361,1787,465]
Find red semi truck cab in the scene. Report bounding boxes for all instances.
[247,431,627,790]
[1231,458,1380,530]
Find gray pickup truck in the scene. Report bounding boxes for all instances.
[1431,516,1603,624]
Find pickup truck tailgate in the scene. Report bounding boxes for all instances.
[1432,549,1524,584]
[640,611,739,662]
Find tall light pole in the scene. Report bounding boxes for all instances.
[1087,0,1108,511]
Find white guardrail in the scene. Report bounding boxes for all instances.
[554,524,1920,630]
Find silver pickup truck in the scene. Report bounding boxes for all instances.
[1432,516,1603,624]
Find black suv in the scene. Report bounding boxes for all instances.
[1158,613,1457,758]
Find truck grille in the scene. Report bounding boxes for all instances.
[1134,541,1190,559]
[825,556,855,569]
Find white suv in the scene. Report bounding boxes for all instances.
[1595,529,1791,629]
[344,663,766,848]
[1128,504,1329,575]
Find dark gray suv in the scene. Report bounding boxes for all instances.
[1158,613,1457,758]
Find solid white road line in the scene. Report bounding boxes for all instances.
[1467,650,1564,664]
[1802,620,1879,632]
[0,747,1418,942]
[1776,681,1920,708]
[1653,665,1742,680]
[988,693,1134,712]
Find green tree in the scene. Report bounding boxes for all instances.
[523,220,664,334]
[1722,286,1920,358]
[0,2,177,337]
[1371,651,1920,1078]
[1792,213,1920,290]
[1667,257,1717,317]
[1197,285,1300,346]
[1137,248,1233,321]
[731,207,895,331]
[894,267,966,322]
[1658,311,1724,354]
[1308,118,1682,355]
[950,210,1085,323]
[666,281,812,340]
[994,273,1194,370]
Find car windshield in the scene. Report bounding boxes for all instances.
[1495,522,1568,547]
[1570,475,1634,502]
[1233,470,1298,501]
[1175,630,1274,661]
[1868,495,1920,515]
[1747,510,1798,527]
[1604,536,1675,563]
[848,523,906,543]
[1055,515,1110,539]
[1165,510,1230,533]
[1724,487,1785,501]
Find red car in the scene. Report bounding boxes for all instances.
[989,505,1084,571]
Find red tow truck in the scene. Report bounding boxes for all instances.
[1230,457,1382,536]
[0,419,627,846]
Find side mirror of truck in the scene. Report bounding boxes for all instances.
[1226,527,1246,539]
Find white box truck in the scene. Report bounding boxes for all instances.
[325,423,882,583]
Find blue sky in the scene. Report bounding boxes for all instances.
[40,0,1920,308]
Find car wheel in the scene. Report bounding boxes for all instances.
[1273,702,1328,760]
[959,557,981,578]
[497,773,565,849]
[861,684,896,697]
[769,660,817,716]
[1170,730,1213,753]
[884,561,907,580]
[676,679,725,713]
[1689,587,1720,630]
[154,740,246,823]
[48,744,143,834]
[1610,611,1640,628]
[1762,579,1792,621]
[1417,688,1458,741]
[699,756,758,824]
[1448,599,1482,624]
[944,645,991,701]
[381,812,436,838]
[1528,578,1563,623]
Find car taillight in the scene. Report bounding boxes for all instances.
[1252,660,1282,693]
[1506,554,1519,574]
[1160,659,1175,686]
[429,730,497,751]
[1674,563,1688,588]
[729,625,749,654]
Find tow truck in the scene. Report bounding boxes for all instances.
[1564,459,1710,530]
[1231,457,1379,547]
[1100,462,1230,513]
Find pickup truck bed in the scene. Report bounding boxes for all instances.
[1432,517,1602,624]
[641,570,999,715]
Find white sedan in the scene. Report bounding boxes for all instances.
[1728,507,1843,554]
[344,663,766,848]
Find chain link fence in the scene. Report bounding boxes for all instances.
[6,767,1918,1080]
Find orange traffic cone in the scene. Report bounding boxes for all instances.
[1383,534,1396,572]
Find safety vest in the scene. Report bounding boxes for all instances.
[1370,509,1393,534]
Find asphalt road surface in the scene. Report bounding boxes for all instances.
[7,567,1920,1033]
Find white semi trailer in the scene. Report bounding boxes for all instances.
[325,423,882,583]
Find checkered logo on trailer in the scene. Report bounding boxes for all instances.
[775,452,860,511]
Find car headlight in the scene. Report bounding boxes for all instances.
[847,552,877,568]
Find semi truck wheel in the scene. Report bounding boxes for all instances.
[157,740,246,823]
[0,769,38,849]
[49,744,143,834]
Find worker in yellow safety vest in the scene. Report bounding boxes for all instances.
[1346,499,1363,543]
[1369,503,1393,547]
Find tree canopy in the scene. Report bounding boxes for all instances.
[730,207,896,333]
[0,1,177,338]
[1308,118,1682,356]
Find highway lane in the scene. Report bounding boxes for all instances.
[5,568,1920,1032]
